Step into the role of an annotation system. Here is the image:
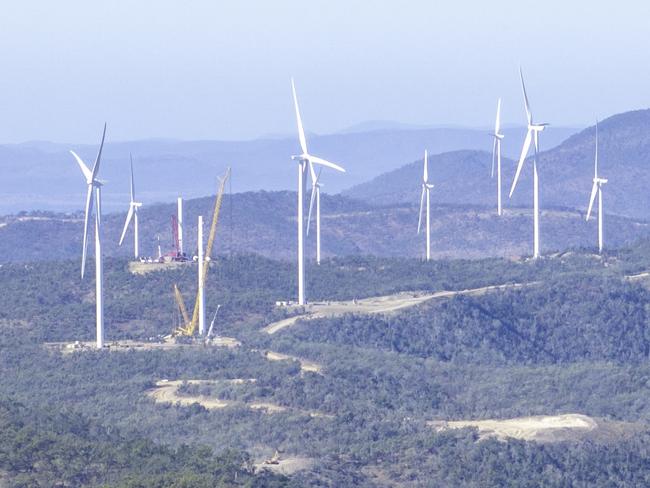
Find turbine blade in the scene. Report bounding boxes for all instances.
[130,153,135,201]
[306,183,316,235]
[417,186,425,234]
[519,67,532,125]
[81,185,94,278]
[307,155,345,173]
[586,182,598,220]
[495,98,501,134]
[308,160,317,183]
[91,123,107,180]
[70,151,92,182]
[119,205,134,246]
[510,129,532,197]
[291,78,308,155]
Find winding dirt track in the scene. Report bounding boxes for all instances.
[147,379,332,418]
[264,282,534,335]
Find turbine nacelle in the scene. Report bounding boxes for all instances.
[529,123,548,132]
[292,153,345,173]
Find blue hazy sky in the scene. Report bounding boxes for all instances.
[0,1,649,143]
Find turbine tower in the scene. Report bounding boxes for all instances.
[197,215,205,335]
[586,122,608,254]
[509,68,548,259]
[306,164,323,264]
[177,197,184,255]
[70,124,107,349]
[118,154,142,258]
[291,78,345,305]
[491,98,505,216]
[307,161,345,265]
[417,150,434,261]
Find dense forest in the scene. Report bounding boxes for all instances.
[3,242,650,485]
[0,397,288,487]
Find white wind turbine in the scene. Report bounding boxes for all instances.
[586,122,608,254]
[417,150,434,261]
[118,154,142,258]
[509,68,548,259]
[490,98,505,215]
[70,123,107,349]
[291,78,345,305]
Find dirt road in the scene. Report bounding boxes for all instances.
[147,379,332,418]
[264,282,532,335]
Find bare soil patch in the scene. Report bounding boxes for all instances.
[264,350,323,374]
[429,413,609,442]
[255,456,314,475]
[45,337,241,354]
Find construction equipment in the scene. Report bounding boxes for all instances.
[161,215,188,262]
[173,167,230,337]
[173,284,191,333]
[264,450,281,465]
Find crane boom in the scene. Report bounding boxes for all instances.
[173,284,191,332]
[172,167,230,337]
[187,167,230,334]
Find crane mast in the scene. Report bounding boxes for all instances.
[173,167,230,337]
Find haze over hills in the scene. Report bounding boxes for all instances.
[1,191,649,264]
[346,109,650,220]
[10,109,650,262]
[0,124,577,214]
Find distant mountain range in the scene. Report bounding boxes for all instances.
[7,109,650,263]
[0,124,577,214]
[345,109,650,220]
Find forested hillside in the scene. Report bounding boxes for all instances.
[1,190,649,263]
[0,398,287,487]
[3,243,650,485]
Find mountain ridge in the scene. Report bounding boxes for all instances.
[0,125,577,213]
[345,109,650,219]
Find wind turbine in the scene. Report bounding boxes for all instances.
[509,68,548,259]
[118,154,142,258]
[586,122,608,253]
[491,98,505,215]
[417,150,434,261]
[70,124,107,349]
[291,78,345,305]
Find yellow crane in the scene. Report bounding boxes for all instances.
[173,167,231,336]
